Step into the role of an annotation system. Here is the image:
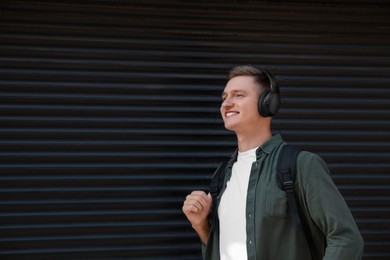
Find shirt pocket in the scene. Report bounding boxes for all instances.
[265,182,288,217]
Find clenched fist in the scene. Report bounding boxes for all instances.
[182,190,213,244]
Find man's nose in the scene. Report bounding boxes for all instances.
[221,97,233,108]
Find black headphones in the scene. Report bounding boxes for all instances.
[257,68,281,117]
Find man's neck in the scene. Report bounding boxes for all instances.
[236,128,272,152]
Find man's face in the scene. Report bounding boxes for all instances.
[220,75,263,133]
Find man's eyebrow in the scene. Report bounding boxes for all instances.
[222,89,247,100]
[222,89,246,96]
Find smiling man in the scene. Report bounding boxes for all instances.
[182,65,364,260]
[221,74,272,151]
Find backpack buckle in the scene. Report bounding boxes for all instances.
[283,180,294,191]
[209,186,218,198]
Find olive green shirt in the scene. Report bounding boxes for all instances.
[202,134,364,260]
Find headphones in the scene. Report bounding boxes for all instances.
[257,67,281,117]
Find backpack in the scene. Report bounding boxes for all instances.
[209,144,315,259]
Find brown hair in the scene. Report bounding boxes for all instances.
[227,65,271,93]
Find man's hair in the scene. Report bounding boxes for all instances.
[227,65,271,93]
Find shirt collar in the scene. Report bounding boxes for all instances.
[229,134,283,162]
[256,134,283,156]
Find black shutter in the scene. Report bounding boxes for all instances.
[0,1,389,259]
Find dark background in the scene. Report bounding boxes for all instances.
[1,0,389,259]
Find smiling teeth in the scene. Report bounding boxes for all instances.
[226,112,238,117]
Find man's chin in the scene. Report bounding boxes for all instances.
[224,123,237,132]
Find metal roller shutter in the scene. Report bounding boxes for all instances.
[0,0,389,259]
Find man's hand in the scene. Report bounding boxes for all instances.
[182,191,213,244]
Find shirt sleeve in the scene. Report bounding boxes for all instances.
[296,152,364,260]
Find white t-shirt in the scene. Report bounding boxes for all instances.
[218,147,257,260]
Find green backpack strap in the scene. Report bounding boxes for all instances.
[208,160,229,231]
[277,144,303,229]
[277,144,316,259]
[209,160,228,199]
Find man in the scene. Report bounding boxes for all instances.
[182,65,364,260]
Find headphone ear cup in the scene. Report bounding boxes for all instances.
[258,90,280,117]
[267,91,280,116]
[258,90,271,117]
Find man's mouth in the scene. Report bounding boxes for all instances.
[225,111,239,117]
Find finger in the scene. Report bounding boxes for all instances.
[183,198,204,211]
[182,203,201,214]
[190,191,209,205]
[185,194,208,208]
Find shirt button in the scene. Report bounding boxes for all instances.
[249,240,253,245]
[248,213,252,218]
